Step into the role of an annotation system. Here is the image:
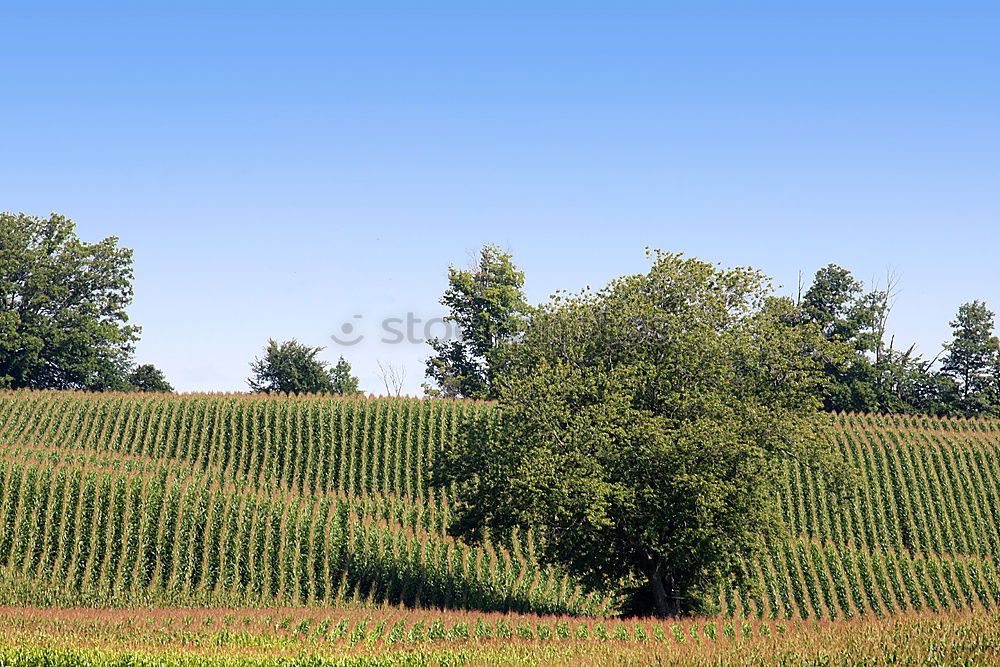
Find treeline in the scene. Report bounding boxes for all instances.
[424,247,1000,418]
[0,213,363,397]
[4,213,998,417]
[795,265,999,417]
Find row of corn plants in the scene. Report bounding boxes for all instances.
[0,455,609,615]
[733,535,1000,620]
[777,415,1000,561]
[4,390,1000,619]
[4,608,1000,666]
[0,391,491,501]
[4,445,999,619]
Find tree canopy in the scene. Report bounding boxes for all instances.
[424,244,528,399]
[941,300,1000,415]
[795,264,983,417]
[0,212,140,390]
[126,364,174,393]
[248,338,360,395]
[435,251,846,617]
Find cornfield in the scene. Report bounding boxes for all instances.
[2,607,1000,666]
[1,390,1000,620]
[0,391,600,614]
[737,411,1000,619]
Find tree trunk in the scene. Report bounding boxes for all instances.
[646,562,676,617]
[649,572,669,617]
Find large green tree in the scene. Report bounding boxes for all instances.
[0,212,140,390]
[248,338,360,395]
[424,244,528,399]
[435,252,846,617]
[941,300,999,415]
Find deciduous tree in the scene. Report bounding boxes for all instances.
[126,363,174,392]
[435,251,847,617]
[424,244,528,399]
[0,212,139,390]
[941,300,999,415]
[249,339,359,394]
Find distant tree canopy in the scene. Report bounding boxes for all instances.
[424,244,528,399]
[126,364,174,393]
[800,264,898,413]
[941,300,1000,415]
[249,338,359,395]
[423,250,1000,417]
[0,212,170,392]
[798,264,1000,418]
[435,252,847,617]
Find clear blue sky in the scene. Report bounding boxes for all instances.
[2,1,998,394]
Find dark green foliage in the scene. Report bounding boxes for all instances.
[801,264,907,414]
[436,252,846,616]
[0,212,139,390]
[941,301,1000,416]
[424,245,528,399]
[329,357,360,395]
[798,266,1000,418]
[126,365,174,393]
[249,340,359,395]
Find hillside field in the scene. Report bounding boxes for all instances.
[2,390,1000,664]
